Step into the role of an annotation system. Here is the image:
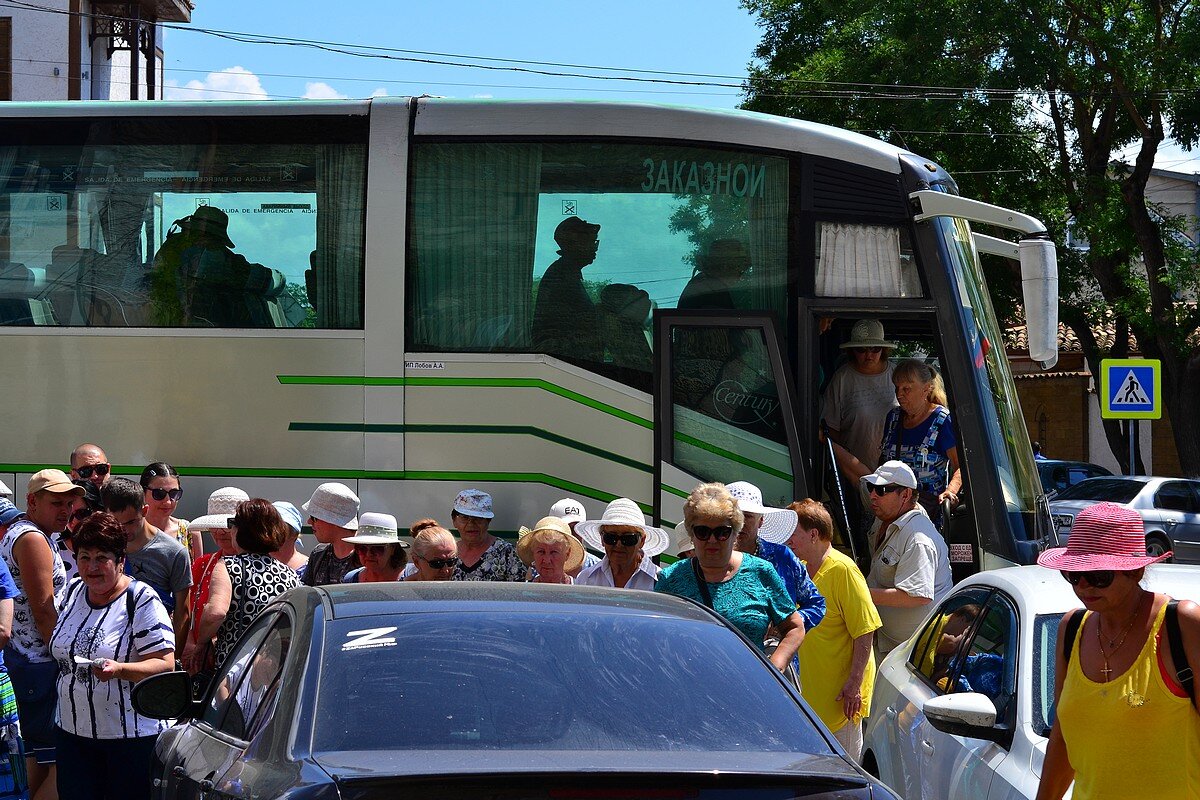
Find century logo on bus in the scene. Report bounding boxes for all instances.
[712,380,779,426]
[641,159,767,198]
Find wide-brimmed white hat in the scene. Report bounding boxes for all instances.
[517,516,585,573]
[190,487,251,531]
[344,512,408,547]
[303,483,360,530]
[575,498,669,558]
[0,479,11,500]
[726,481,798,545]
[839,318,898,350]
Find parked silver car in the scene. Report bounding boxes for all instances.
[1049,475,1200,562]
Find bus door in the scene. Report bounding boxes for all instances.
[653,310,806,535]
[797,306,980,581]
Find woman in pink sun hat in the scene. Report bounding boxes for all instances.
[1035,502,1200,800]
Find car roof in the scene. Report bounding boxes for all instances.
[313,582,722,623]
[957,564,1200,616]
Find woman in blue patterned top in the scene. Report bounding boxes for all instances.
[655,483,805,671]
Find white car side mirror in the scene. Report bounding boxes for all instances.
[923,692,999,738]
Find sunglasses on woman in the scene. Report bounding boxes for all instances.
[354,544,389,554]
[147,487,183,502]
[1060,570,1116,589]
[691,524,734,541]
[422,556,459,569]
[602,532,641,547]
[76,464,110,479]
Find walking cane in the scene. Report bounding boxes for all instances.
[821,421,855,561]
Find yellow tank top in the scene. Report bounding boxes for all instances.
[1056,602,1200,800]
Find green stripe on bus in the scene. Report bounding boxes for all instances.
[661,485,690,499]
[288,422,652,474]
[277,374,653,428]
[672,433,794,482]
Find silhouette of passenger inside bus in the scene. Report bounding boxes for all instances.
[532,216,603,363]
[150,206,281,327]
[599,283,653,390]
[678,238,751,311]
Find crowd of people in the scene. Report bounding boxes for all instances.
[0,432,1192,800]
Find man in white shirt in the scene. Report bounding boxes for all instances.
[863,461,952,656]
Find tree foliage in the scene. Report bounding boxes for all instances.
[741,0,1200,474]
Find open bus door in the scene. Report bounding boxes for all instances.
[653,311,807,540]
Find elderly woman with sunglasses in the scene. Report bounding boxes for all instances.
[576,498,669,589]
[655,483,806,671]
[1035,502,1200,800]
[405,520,459,581]
[341,514,409,583]
[140,462,200,560]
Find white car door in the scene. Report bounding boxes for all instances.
[916,591,1023,800]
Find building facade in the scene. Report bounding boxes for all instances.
[1,0,192,102]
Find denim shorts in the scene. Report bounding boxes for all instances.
[6,654,58,765]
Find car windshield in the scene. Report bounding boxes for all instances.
[1054,478,1143,503]
[1032,613,1061,737]
[314,611,828,754]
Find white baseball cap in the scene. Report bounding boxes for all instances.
[861,460,918,490]
[549,498,585,524]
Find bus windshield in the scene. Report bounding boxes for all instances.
[938,216,1042,516]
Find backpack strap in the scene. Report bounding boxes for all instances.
[1165,600,1194,701]
[690,557,714,610]
[1062,608,1085,665]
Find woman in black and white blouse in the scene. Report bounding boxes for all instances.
[48,512,175,800]
[191,499,300,671]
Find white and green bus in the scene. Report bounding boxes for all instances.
[0,97,1058,572]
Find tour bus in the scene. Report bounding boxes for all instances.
[0,98,1058,573]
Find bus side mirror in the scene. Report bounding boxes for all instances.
[1019,237,1058,370]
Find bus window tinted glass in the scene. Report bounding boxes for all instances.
[408,142,789,389]
[0,116,366,328]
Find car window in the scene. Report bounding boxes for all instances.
[909,589,991,689]
[1033,613,1061,737]
[944,594,1016,719]
[1054,478,1143,503]
[314,612,830,754]
[200,611,278,735]
[226,616,292,742]
[1155,482,1199,514]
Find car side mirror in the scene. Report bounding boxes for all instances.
[132,671,202,720]
[923,692,1004,742]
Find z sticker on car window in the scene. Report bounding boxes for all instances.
[341,627,398,651]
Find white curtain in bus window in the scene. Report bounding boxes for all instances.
[815,222,921,297]
[0,120,366,328]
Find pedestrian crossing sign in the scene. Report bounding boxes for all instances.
[1100,358,1161,419]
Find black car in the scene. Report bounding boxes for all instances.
[1036,459,1112,497]
[135,583,898,799]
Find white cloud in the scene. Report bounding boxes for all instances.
[302,81,346,100]
[163,66,268,100]
[369,87,389,98]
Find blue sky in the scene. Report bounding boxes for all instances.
[161,1,764,109]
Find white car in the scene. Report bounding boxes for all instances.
[862,564,1200,800]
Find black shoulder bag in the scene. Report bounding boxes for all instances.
[690,557,714,609]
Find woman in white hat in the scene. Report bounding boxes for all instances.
[517,517,585,585]
[822,319,898,473]
[341,513,409,583]
[655,482,806,672]
[182,487,248,680]
[576,498,669,590]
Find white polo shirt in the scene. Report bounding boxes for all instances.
[576,554,659,590]
[867,507,952,655]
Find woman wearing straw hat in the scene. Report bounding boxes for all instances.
[822,319,899,474]
[517,517,585,585]
[1036,502,1200,800]
[655,483,805,671]
[341,513,409,583]
[406,520,459,581]
[576,499,669,589]
[182,487,248,683]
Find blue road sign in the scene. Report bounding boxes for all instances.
[1100,358,1162,420]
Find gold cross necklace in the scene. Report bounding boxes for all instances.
[1095,592,1147,681]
